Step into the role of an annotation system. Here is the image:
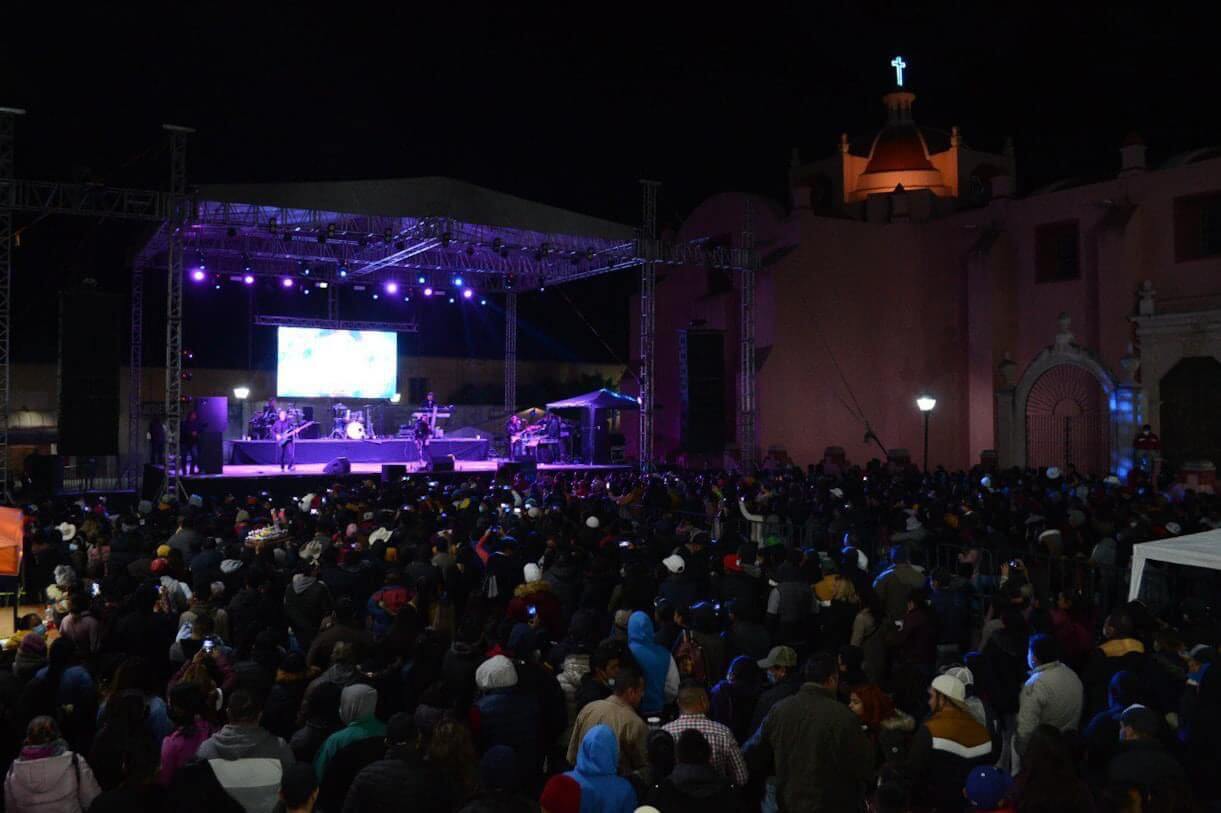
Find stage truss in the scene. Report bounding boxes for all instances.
[0,112,759,492]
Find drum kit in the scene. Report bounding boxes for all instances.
[331,403,375,439]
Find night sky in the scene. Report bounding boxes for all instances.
[2,4,1218,370]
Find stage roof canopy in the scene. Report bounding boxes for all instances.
[200,177,633,241]
[547,388,640,411]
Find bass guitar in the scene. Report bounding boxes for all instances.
[275,421,316,447]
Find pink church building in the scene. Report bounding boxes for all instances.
[625,76,1221,476]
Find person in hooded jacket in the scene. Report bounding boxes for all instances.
[564,725,635,813]
[283,561,333,652]
[313,684,385,781]
[4,716,101,813]
[195,689,295,813]
[472,655,541,793]
[626,612,679,717]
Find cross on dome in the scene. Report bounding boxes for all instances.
[890,56,907,87]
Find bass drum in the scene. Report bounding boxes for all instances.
[346,421,367,440]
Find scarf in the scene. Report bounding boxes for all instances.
[20,739,67,761]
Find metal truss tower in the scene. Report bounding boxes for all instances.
[0,108,24,497]
[504,291,518,416]
[162,125,193,499]
[638,180,659,472]
[738,199,757,471]
[126,265,143,482]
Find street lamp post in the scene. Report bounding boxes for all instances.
[916,395,936,472]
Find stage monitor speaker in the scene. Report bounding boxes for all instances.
[496,459,537,483]
[197,432,224,475]
[58,290,122,456]
[429,455,455,473]
[322,457,351,475]
[381,464,407,483]
[141,464,164,502]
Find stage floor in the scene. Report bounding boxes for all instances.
[188,460,630,480]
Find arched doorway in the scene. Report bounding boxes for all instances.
[1025,364,1109,474]
[1160,357,1221,470]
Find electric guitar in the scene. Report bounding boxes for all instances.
[275,421,316,447]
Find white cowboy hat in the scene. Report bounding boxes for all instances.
[56,522,76,542]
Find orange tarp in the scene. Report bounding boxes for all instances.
[0,508,22,576]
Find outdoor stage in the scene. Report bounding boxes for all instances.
[173,459,630,497]
[228,437,490,465]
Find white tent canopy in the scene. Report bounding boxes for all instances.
[1128,528,1221,600]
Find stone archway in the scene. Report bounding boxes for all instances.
[1003,313,1122,473]
[1024,363,1110,474]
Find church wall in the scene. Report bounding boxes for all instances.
[759,212,971,469]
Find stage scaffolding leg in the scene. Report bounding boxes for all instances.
[0,108,23,501]
[738,199,757,471]
[162,125,192,500]
[504,291,517,417]
[638,180,659,472]
[127,265,143,485]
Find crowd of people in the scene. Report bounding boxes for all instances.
[0,460,1217,813]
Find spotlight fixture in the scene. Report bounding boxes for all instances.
[480,298,487,306]
[372,293,379,300]
[423,287,433,297]
[198,255,206,270]
[385,281,399,294]
[191,269,206,282]
[462,288,473,299]
[214,283,221,290]
[243,275,254,285]
[233,386,250,400]
[303,288,311,295]
[417,275,426,284]
[452,276,463,287]
[282,278,294,288]
[338,265,348,278]
[353,285,367,291]
[316,281,329,289]
[448,297,455,303]
[390,393,402,404]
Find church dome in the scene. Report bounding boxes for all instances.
[863,125,935,174]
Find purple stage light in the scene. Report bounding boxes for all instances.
[282,278,294,288]
[385,281,399,295]
[423,287,433,297]
[243,275,254,285]
[417,275,426,284]
[191,269,206,282]
[462,288,473,299]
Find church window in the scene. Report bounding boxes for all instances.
[1035,220,1081,283]
[1174,191,1221,261]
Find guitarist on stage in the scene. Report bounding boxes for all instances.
[272,409,297,471]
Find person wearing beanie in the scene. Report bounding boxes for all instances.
[564,725,636,813]
[345,713,449,813]
[540,774,581,813]
[1106,704,1185,794]
[906,674,996,811]
[963,766,1013,811]
[508,562,563,639]
[473,656,541,791]
[13,631,47,686]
